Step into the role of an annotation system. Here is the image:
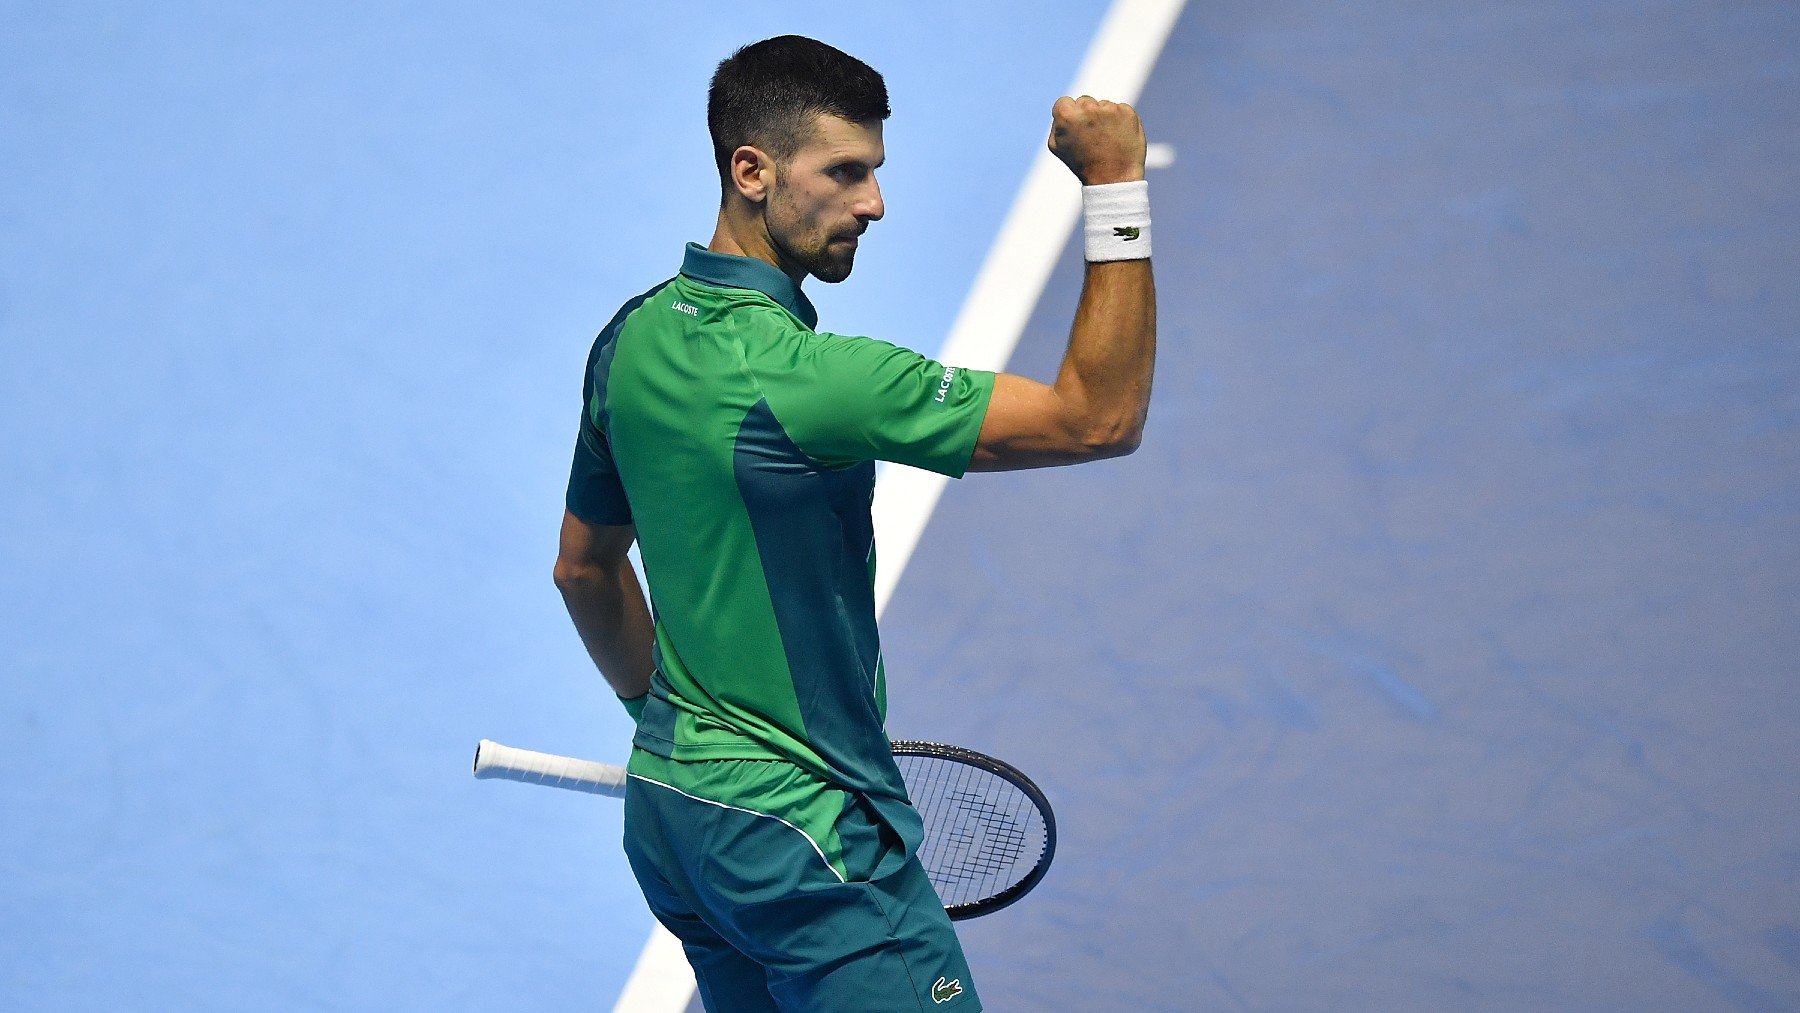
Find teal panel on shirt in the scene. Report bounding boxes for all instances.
[733,396,905,804]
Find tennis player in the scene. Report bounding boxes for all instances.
[553,35,1154,1012]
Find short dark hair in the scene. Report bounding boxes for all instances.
[707,36,890,183]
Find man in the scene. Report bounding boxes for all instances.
[554,35,1154,1012]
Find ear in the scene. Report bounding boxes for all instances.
[728,145,773,203]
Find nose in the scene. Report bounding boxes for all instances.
[857,174,885,223]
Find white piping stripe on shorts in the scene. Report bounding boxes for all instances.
[627,773,846,884]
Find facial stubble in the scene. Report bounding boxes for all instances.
[767,181,857,284]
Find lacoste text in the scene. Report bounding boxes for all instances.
[935,366,957,403]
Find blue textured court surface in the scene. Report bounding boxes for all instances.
[4,3,1798,1011]
[885,4,1800,1009]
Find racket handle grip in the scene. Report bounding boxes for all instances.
[473,739,629,798]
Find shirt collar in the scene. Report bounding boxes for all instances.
[680,242,818,330]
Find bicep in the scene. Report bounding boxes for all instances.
[967,372,1096,471]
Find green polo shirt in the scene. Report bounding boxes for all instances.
[565,242,994,839]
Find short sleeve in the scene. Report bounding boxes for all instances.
[565,416,633,525]
[756,330,996,477]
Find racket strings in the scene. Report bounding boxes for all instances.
[939,790,1029,878]
[898,753,1047,909]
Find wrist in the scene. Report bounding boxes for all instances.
[1081,180,1152,262]
[1080,169,1145,186]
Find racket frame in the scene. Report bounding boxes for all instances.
[472,738,1058,919]
[889,739,1058,920]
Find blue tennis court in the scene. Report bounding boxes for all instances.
[4,2,1797,1010]
[883,4,1800,1009]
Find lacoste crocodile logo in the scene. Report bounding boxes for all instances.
[932,976,964,1004]
[1113,226,1142,241]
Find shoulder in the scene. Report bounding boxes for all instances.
[612,277,682,330]
[591,278,678,360]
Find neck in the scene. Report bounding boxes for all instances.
[708,199,806,287]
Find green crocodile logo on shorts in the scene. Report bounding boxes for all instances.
[932,977,964,1004]
[1113,226,1142,241]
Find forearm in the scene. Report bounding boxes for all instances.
[1053,257,1156,451]
[556,562,656,700]
[966,95,1157,471]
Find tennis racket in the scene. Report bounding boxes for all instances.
[474,738,1056,920]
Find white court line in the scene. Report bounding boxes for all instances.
[870,0,1188,611]
[614,2,1187,1009]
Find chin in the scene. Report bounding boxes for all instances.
[809,250,857,284]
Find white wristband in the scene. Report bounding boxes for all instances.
[1082,180,1152,262]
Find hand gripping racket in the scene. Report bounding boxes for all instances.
[474,738,1057,920]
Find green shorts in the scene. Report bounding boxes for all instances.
[622,748,981,1012]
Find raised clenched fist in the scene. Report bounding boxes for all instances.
[1048,95,1147,186]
